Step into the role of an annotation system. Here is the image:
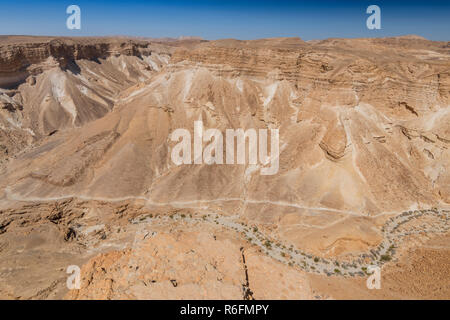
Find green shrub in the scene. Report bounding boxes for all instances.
[380,254,391,262]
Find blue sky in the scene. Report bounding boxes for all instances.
[0,1,448,40]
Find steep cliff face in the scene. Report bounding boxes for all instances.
[0,36,449,300]
[0,37,169,87]
[171,37,450,114]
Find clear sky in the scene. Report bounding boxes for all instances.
[0,0,448,40]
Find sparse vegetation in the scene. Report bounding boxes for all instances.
[137,202,446,280]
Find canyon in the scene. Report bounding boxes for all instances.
[0,35,449,299]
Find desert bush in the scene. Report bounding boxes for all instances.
[380,254,391,261]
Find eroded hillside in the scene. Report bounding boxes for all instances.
[0,36,449,299]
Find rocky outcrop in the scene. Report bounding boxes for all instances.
[0,37,174,88]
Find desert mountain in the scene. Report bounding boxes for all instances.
[0,36,449,299]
